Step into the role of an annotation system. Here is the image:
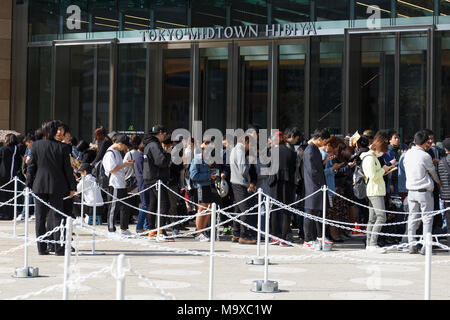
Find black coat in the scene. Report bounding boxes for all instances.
[26,139,77,196]
[0,145,24,184]
[268,144,297,205]
[302,142,326,211]
[142,135,171,185]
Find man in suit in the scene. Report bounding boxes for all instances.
[26,120,76,256]
[302,128,330,250]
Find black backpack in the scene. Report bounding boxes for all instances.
[352,164,367,200]
[92,149,115,188]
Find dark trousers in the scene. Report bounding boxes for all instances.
[303,208,323,242]
[271,182,294,240]
[232,184,257,239]
[0,183,14,219]
[148,186,170,230]
[35,193,65,254]
[444,202,450,244]
[107,187,130,232]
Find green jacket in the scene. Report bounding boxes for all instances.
[360,150,386,197]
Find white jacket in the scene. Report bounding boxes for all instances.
[403,146,440,192]
[76,174,104,207]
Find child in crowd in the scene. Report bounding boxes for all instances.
[77,163,104,225]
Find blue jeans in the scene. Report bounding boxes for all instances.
[136,205,149,231]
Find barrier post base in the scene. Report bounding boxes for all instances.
[13,266,39,278]
[247,257,267,265]
[251,280,279,293]
[79,252,105,256]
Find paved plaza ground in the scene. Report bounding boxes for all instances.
[1,219,450,301]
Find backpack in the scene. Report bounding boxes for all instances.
[92,149,115,188]
[352,164,367,200]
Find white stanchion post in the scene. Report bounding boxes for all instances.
[264,196,270,283]
[425,232,432,300]
[92,183,97,254]
[13,176,18,237]
[322,185,327,250]
[257,188,262,258]
[209,203,216,300]
[80,175,85,227]
[156,179,161,241]
[23,187,29,269]
[116,254,126,300]
[63,217,73,300]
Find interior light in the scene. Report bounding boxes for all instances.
[397,0,434,13]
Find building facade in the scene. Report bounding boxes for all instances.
[8,0,450,142]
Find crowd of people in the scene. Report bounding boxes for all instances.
[0,120,449,257]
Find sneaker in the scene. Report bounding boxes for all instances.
[195,233,210,242]
[29,215,35,221]
[303,241,314,249]
[317,237,334,245]
[279,240,292,247]
[367,245,387,254]
[238,238,257,245]
[157,234,175,242]
[118,229,134,237]
[269,239,280,245]
[15,215,24,222]
[172,229,179,236]
[148,231,157,239]
[231,236,240,243]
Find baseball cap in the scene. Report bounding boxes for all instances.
[150,125,167,134]
[115,134,131,147]
[443,137,450,151]
[107,131,117,139]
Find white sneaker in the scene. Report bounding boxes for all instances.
[29,215,35,221]
[313,240,322,251]
[195,233,210,242]
[118,229,134,237]
[15,215,24,222]
[366,246,387,254]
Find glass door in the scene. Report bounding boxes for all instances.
[162,48,191,132]
[200,47,228,133]
[239,45,269,129]
[54,43,111,142]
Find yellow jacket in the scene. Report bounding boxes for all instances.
[360,150,386,197]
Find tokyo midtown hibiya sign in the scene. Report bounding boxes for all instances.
[139,23,317,42]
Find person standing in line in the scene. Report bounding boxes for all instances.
[437,138,450,248]
[302,128,330,250]
[268,132,297,246]
[0,134,25,220]
[404,130,442,255]
[77,163,104,225]
[135,142,150,235]
[26,120,76,256]
[360,136,391,254]
[190,138,219,242]
[230,135,257,245]
[123,134,142,228]
[102,134,135,236]
[142,125,171,241]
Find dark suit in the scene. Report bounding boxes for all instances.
[302,142,327,242]
[269,144,297,240]
[26,139,76,254]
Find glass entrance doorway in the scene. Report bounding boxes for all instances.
[54,43,111,141]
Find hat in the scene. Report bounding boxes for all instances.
[107,131,117,139]
[443,138,450,151]
[150,125,167,134]
[115,134,131,147]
